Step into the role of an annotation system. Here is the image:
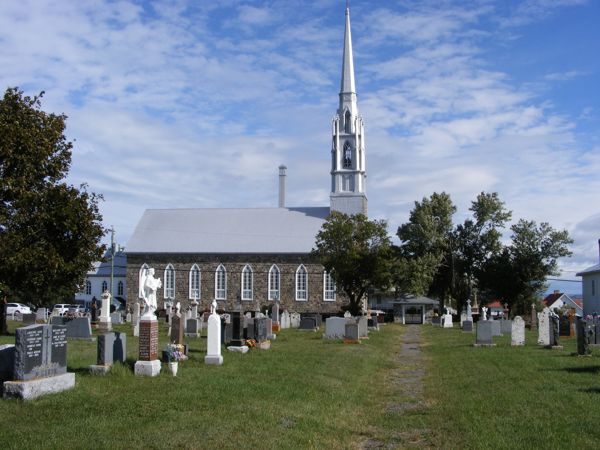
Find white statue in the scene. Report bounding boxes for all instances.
[482,306,488,321]
[141,268,162,317]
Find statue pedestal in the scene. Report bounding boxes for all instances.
[135,318,160,376]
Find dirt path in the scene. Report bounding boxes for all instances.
[361,325,430,449]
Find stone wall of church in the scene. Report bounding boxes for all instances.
[126,252,348,315]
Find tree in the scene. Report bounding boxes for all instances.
[481,219,573,314]
[0,87,105,308]
[311,212,394,315]
[396,192,456,301]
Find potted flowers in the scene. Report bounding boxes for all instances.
[164,343,187,376]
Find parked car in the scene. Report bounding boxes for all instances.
[52,304,72,316]
[6,303,32,316]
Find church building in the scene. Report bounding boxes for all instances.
[125,5,368,315]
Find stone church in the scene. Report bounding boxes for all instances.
[126,5,368,315]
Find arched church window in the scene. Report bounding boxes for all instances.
[268,265,280,300]
[344,110,352,134]
[343,141,352,168]
[85,281,92,295]
[241,265,253,300]
[215,265,227,300]
[189,264,201,300]
[295,265,308,301]
[102,280,108,293]
[164,264,175,299]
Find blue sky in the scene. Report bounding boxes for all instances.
[1,0,599,294]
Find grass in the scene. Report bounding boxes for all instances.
[1,320,600,449]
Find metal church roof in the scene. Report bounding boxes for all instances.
[126,207,331,254]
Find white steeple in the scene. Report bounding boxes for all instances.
[330,3,367,216]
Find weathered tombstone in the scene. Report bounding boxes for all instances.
[559,316,571,337]
[357,316,368,338]
[491,320,502,337]
[511,316,525,346]
[134,316,161,377]
[185,318,200,338]
[126,312,132,323]
[227,312,248,353]
[290,312,301,328]
[431,316,441,327]
[530,303,537,331]
[367,317,379,330]
[500,319,512,335]
[50,316,93,340]
[220,319,232,345]
[3,324,75,400]
[344,322,360,343]
[475,321,495,346]
[537,308,551,346]
[576,317,591,356]
[205,300,223,365]
[171,314,184,346]
[280,311,290,329]
[324,317,348,339]
[255,318,268,342]
[299,317,317,331]
[90,331,127,375]
[443,313,453,328]
[549,312,562,349]
[245,318,255,339]
[35,308,48,322]
[22,314,36,326]
[110,312,123,325]
[461,321,473,333]
[132,302,140,337]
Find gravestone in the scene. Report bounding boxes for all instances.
[126,312,132,323]
[549,313,561,348]
[367,317,379,330]
[500,319,512,335]
[0,344,15,385]
[537,308,551,346]
[22,313,37,326]
[220,319,232,345]
[491,320,502,337]
[299,317,317,331]
[559,316,571,337]
[50,316,92,340]
[245,318,255,339]
[475,321,494,346]
[357,316,368,338]
[205,301,223,365]
[171,314,184,346]
[132,302,140,337]
[134,317,161,377]
[185,318,200,338]
[443,313,453,328]
[324,317,348,339]
[511,316,525,346]
[228,312,248,353]
[461,321,473,333]
[576,318,591,356]
[280,311,290,329]
[3,324,75,400]
[110,312,123,325]
[255,318,268,342]
[290,312,301,328]
[344,322,360,343]
[97,291,112,333]
[265,318,274,339]
[36,308,48,322]
[431,317,441,327]
[90,331,127,374]
[344,311,352,319]
[530,303,537,331]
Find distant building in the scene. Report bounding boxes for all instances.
[125,5,368,316]
[541,290,582,316]
[75,250,126,310]
[576,239,600,316]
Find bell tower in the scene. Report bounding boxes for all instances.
[330,4,367,216]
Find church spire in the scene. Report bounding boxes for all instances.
[330,2,367,217]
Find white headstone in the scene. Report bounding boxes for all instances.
[205,300,223,365]
[290,312,301,328]
[280,311,290,329]
[511,316,525,346]
[344,311,352,318]
[443,314,453,328]
[324,317,349,339]
[537,308,551,346]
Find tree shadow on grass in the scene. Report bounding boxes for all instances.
[580,387,600,394]
[562,366,600,374]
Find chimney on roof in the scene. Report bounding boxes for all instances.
[553,290,560,295]
[278,164,287,208]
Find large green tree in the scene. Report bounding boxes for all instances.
[396,192,456,300]
[481,219,573,314]
[0,88,105,309]
[311,212,394,315]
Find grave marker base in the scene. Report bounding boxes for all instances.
[134,360,161,377]
[549,345,564,350]
[3,372,75,400]
[204,355,223,365]
[227,346,249,353]
[89,364,112,375]
[257,341,271,350]
[473,343,497,347]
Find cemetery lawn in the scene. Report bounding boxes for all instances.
[1,322,600,449]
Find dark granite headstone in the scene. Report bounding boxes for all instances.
[299,317,317,330]
[476,321,493,345]
[462,320,473,332]
[559,317,571,337]
[171,314,184,345]
[14,324,67,381]
[431,317,441,327]
[576,318,591,356]
[255,318,268,342]
[0,344,15,383]
[221,320,232,345]
[230,312,245,347]
[50,316,92,339]
[491,320,502,337]
[244,318,255,340]
[344,323,359,341]
[550,315,560,347]
[22,314,36,326]
[185,318,200,337]
[301,313,322,327]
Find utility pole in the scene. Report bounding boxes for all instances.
[109,226,116,299]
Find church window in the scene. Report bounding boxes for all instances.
[268,265,280,300]
[344,110,352,134]
[296,265,308,301]
[102,280,108,293]
[189,264,201,300]
[215,265,227,300]
[117,281,124,296]
[242,265,253,300]
[323,271,336,301]
[164,264,175,299]
[138,264,149,298]
[343,141,352,168]
[85,281,92,295]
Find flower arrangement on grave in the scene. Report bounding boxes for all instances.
[246,339,257,348]
[164,343,188,362]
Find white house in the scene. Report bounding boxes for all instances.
[576,240,600,316]
[541,290,583,316]
[75,250,127,310]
